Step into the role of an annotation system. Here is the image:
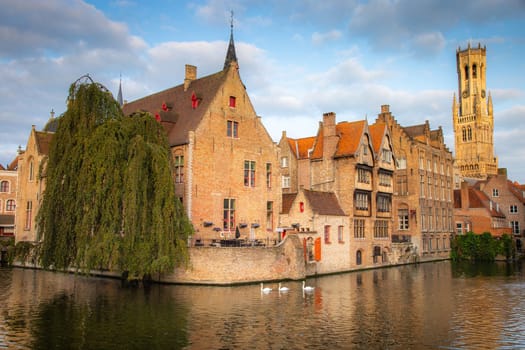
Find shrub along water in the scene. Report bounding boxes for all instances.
[37,76,192,278]
[450,231,515,262]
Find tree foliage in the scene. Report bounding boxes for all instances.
[450,231,516,262]
[37,76,191,277]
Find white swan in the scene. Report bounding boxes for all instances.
[260,283,272,293]
[278,282,289,292]
[302,281,315,292]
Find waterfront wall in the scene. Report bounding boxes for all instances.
[159,234,306,285]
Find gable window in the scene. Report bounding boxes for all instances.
[398,209,409,230]
[229,96,236,108]
[244,160,256,187]
[492,189,499,197]
[266,201,273,231]
[6,199,15,211]
[281,156,288,168]
[0,181,8,192]
[282,176,290,189]
[223,198,235,231]
[510,205,518,214]
[174,155,184,183]
[338,225,344,243]
[397,157,406,170]
[324,225,331,244]
[227,120,238,138]
[354,219,365,239]
[25,201,32,230]
[381,149,392,163]
[266,163,272,188]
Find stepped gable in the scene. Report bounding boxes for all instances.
[122,69,229,147]
[303,189,346,216]
[281,193,298,214]
[286,136,316,159]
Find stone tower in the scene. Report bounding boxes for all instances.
[453,43,498,179]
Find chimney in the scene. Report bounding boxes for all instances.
[184,64,197,91]
[322,112,336,137]
[460,181,470,209]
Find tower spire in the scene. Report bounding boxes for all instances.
[117,73,123,107]
[223,10,238,70]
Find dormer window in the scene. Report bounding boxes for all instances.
[229,96,236,108]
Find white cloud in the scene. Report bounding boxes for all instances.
[312,30,342,45]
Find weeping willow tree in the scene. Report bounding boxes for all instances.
[37,75,192,277]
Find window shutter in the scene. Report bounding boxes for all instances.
[314,237,322,261]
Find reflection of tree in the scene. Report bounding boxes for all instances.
[30,289,189,349]
[451,260,519,278]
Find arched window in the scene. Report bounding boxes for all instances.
[467,126,472,141]
[29,159,34,181]
[462,127,466,141]
[472,64,477,78]
[356,250,362,265]
[0,181,8,192]
[6,199,15,211]
[464,65,469,80]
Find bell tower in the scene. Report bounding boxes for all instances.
[453,43,498,179]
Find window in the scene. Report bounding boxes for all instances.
[377,194,391,213]
[397,157,407,170]
[492,188,499,197]
[338,226,344,243]
[467,126,472,141]
[25,201,32,230]
[462,127,467,142]
[266,163,272,188]
[396,175,408,196]
[381,149,392,163]
[229,96,236,108]
[324,225,331,244]
[398,209,409,230]
[472,64,477,78]
[356,250,362,265]
[6,199,15,211]
[174,155,184,183]
[510,205,518,213]
[244,161,256,187]
[227,120,238,138]
[420,175,425,198]
[428,176,432,199]
[0,181,8,192]
[29,160,34,181]
[282,176,290,189]
[354,219,365,238]
[419,153,424,169]
[355,191,370,211]
[281,157,288,168]
[223,198,235,231]
[374,220,388,238]
[379,171,392,187]
[357,168,371,184]
[511,221,520,235]
[428,208,433,231]
[266,201,273,231]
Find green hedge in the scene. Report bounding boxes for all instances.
[450,232,515,262]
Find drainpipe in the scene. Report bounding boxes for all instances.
[187,131,194,220]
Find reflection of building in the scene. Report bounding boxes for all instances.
[376,105,454,258]
[0,157,18,237]
[453,43,498,179]
[122,28,281,243]
[15,125,54,242]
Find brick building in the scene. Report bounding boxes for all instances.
[376,105,454,259]
[122,29,281,244]
[15,126,54,242]
[0,157,18,237]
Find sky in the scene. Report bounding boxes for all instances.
[1,0,525,181]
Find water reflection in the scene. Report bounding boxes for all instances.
[1,261,524,349]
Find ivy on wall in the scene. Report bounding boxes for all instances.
[450,232,515,262]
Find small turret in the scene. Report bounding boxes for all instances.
[223,11,238,70]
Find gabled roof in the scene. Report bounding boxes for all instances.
[7,155,20,171]
[507,180,525,204]
[334,120,366,158]
[281,193,298,214]
[454,187,506,218]
[369,121,387,154]
[286,136,316,159]
[303,189,346,216]
[34,131,54,156]
[122,69,229,147]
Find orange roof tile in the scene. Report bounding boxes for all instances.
[334,120,366,158]
[369,121,386,154]
[286,136,316,159]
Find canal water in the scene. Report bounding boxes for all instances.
[1,261,524,349]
